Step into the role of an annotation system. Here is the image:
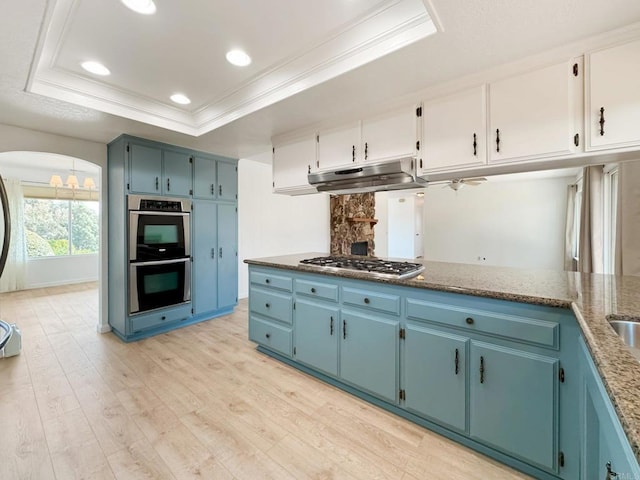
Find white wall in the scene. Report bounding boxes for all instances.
[238,154,330,298]
[27,255,98,289]
[421,176,573,270]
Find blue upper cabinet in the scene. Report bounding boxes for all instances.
[404,324,468,433]
[163,150,192,197]
[469,341,559,473]
[217,161,238,202]
[193,156,217,200]
[129,143,162,194]
[128,139,192,197]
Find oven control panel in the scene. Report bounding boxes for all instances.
[139,199,183,212]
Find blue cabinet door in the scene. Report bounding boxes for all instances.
[193,156,216,199]
[217,161,237,201]
[404,324,468,433]
[192,201,217,315]
[470,341,558,472]
[162,150,192,196]
[579,338,640,479]
[294,299,339,376]
[340,309,399,403]
[217,204,237,309]
[129,143,162,194]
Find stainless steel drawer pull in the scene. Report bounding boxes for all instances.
[466,317,474,325]
[265,303,270,308]
[265,333,271,339]
[310,287,316,293]
[363,297,370,304]
[265,278,270,284]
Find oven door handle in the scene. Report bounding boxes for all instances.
[129,210,190,217]
[130,257,190,267]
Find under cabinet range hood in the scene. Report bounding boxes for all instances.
[307,157,427,194]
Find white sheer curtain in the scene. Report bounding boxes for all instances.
[615,160,640,276]
[564,184,577,271]
[0,178,27,292]
[578,165,605,274]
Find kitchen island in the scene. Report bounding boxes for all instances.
[245,253,640,480]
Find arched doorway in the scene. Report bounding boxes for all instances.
[0,151,104,331]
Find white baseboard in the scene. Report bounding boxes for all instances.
[25,276,99,290]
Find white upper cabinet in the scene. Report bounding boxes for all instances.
[488,60,580,163]
[421,85,487,174]
[272,136,317,195]
[586,38,640,151]
[361,107,418,163]
[316,123,361,170]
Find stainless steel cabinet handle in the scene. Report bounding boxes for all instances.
[455,348,459,375]
[343,319,347,339]
[219,185,222,196]
[210,184,214,195]
[219,247,222,258]
[480,356,485,384]
[211,248,215,259]
[330,316,334,336]
[167,178,170,191]
[155,177,159,190]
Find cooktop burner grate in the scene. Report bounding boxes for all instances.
[300,256,424,279]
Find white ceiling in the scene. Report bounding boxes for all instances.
[2,0,640,160]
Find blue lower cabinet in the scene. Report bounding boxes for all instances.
[578,338,640,479]
[129,303,192,334]
[192,201,218,315]
[470,341,559,473]
[403,324,468,433]
[217,204,238,310]
[339,309,399,403]
[294,299,339,376]
[249,316,292,357]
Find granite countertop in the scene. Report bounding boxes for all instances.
[245,253,640,461]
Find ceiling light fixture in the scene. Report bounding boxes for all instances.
[226,49,252,67]
[121,0,156,15]
[170,93,191,105]
[81,61,110,76]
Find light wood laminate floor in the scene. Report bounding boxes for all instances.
[0,283,531,479]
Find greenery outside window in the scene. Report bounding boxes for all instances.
[24,198,99,257]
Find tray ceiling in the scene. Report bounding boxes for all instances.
[27,0,437,136]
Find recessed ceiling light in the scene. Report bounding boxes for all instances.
[226,49,252,67]
[170,93,191,105]
[121,0,156,15]
[81,61,110,76]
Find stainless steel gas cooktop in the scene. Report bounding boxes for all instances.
[300,256,424,280]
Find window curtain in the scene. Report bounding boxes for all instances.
[615,160,640,276]
[578,165,605,274]
[0,178,27,292]
[564,184,577,271]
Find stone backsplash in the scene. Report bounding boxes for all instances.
[330,193,376,256]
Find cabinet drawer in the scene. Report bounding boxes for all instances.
[295,279,338,302]
[250,271,292,292]
[249,316,292,356]
[249,287,293,324]
[129,304,191,333]
[406,298,559,349]
[342,287,400,316]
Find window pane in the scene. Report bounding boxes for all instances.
[71,201,99,254]
[24,198,70,257]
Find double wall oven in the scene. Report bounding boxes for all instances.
[128,195,191,315]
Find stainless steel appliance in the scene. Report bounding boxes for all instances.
[128,194,192,314]
[0,174,21,358]
[128,194,191,261]
[307,158,427,194]
[129,257,191,314]
[300,256,425,279]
